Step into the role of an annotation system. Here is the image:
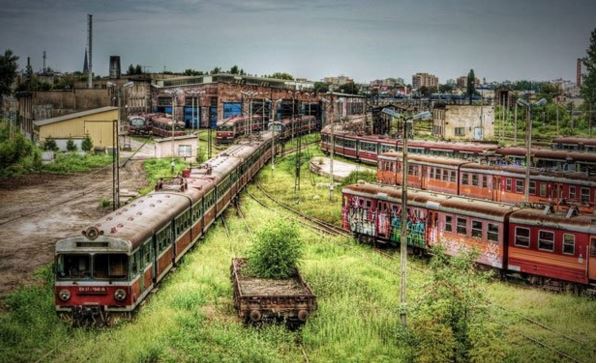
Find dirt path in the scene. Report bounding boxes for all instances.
[0,160,148,297]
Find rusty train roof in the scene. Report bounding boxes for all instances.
[379,152,469,167]
[220,115,262,127]
[495,147,595,162]
[509,209,595,233]
[277,115,317,126]
[552,137,596,146]
[343,182,518,221]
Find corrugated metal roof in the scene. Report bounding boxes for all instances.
[34,106,119,127]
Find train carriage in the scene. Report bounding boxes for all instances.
[269,115,318,140]
[216,115,263,144]
[507,209,596,286]
[150,114,186,138]
[552,137,596,153]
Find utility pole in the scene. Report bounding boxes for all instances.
[514,102,518,144]
[399,114,409,327]
[329,92,335,202]
[524,105,532,202]
[556,103,559,137]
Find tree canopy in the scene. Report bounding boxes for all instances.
[268,72,294,80]
[466,69,476,104]
[0,50,19,97]
[581,29,595,112]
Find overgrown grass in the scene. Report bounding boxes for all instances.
[139,158,189,194]
[41,153,112,174]
[0,138,595,362]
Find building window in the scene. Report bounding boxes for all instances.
[529,181,536,195]
[515,179,524,193]
[454,127,465,136]
[472,220,482,238]
[487,224,499,243]
[457,218,467,235]
[445,215,453,232]
[538,230,555,252]
[178,145,192,157]
[515,227,530,247]
[442,169,448,181]
[462,173,469,185]
[435,168,441,180]
[581,187,590,203]
[569,186,576,199]
[540,183,547,197]
[506,178,512,192]
[482,176,487,188]
[563,234,575,255]
[471,174,479,187]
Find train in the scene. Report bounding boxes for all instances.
[551,137,596,153]
[54,132,276,325]
[216,115,264,144]
[127,114,152,135]
[268,116,317,140]
[127,113,186,138]
[342,182,596,291]
[320,126,596,174]
[376,153,595,214]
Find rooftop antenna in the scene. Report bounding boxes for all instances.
[87,14,93,89]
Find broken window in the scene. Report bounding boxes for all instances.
[57,254,91,279]
[93,254,129,279]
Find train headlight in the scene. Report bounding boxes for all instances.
[58,289,71,301]
[114,288,127,301]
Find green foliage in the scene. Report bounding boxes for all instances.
[184,68,203,76]
[81,134,93,152]
[0,121,34,170]
[41,152,111,173]
[42,138,58,151]
[99,197,111,209]
[280,150,312,176]
[339,81,359,95]
[408,245,506,362]
[313,81,329,93]
[0,49,18,97]
[229,65,240,74]
[196,146,206,164]
[340,170,376,186]
[66,139,77,152]
[140,158,187,194]
[467,69,476,104]
[210,66,222,75]
[268,72,294,80]
[247,218,302,279]
[581,29,596,111]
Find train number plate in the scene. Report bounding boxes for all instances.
[77,286,108,295]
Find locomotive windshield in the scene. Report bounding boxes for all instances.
[56,253,129,280]
[130,117,145,127]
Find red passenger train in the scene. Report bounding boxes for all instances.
[54,133,275,325]
[342,182,596,291]
[377,153,595,214]
[149,114,186,138]
[216,115,264,144]
[268,115,318,140]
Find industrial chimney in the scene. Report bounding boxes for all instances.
[87,14,93,88]
[109,56,121,79]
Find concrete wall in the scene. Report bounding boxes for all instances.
[433,105,494,141]
[154,136,198,160]
[37,109,119,148]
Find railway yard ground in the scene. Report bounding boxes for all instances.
[0,133,596,362]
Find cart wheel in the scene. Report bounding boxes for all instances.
[250,310,262,322]
[297,310,309,321]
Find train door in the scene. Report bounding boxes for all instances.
[427,211,438,246]
[377,201,391,239]
[588,237,596,282]
[492,176,501,202]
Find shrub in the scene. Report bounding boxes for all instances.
[341,170,376,186]
[66,139,77,151]
[247,218,302,279]
[81,135,93,152]
[196,147,206,164]
[0,121,35,175]
[43,138,58,152]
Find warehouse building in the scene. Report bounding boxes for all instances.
[432,104,494,141]
[34,106,119,150]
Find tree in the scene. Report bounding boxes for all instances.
[66,139,77,152]
[438,84,453,93]
[247,219,302,279]
[581,29,595,113]
[269,72,294,80]
[313,81,329,93]
[229,65,239,74]
[406,246,506,362]
[134,64,143,74]
[210,67,222,75]
[127,64,135,75]
[184,69,203,76]
[43,138,58,152]
[81,135,93,152]
[239,68,245,75]
[466,69,476,104]
[0,50,19,105]
[339,81,359,95]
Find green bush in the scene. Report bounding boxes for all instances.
[66,139,77,151]
[247,218,302,279]
[341,170,376,186]
[43,138,58,151]
[81,135,93,152]
[0,121,36,177]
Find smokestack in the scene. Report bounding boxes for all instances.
[109,56,121,79]
[87,14,93,89]
[42,50,46,73]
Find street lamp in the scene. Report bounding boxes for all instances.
[516,97,547,203]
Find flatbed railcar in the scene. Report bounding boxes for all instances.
[342,182,596,291]
[376,153,595,214]
[54,132,275,325]
[321,126,596,173]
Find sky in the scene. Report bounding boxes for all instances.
[0,0,595,83]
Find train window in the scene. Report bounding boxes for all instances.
[506,178,512,192]
[471,174,479,187]
[57,254,91,279]
[482,176,487,188]
[450,171,456,182]
[93,254,129,279]
[591,237,596,257]
[442,169,448,181]
[487,224,499,243]
[144,239,152,264]
[366,200,372,209]
[538,231,555,252]
[457,218,467,235]
[472,220,482,238]
[562,234,575,255]
[581,188,590,203]
[461,173,469,185]
[540,184,547,197]
[515,227,530,248]
[569,186,576,200]
[445,215,453,232]
[435,168,441,180]
[529,181,536,195]
[515,179,524,193]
